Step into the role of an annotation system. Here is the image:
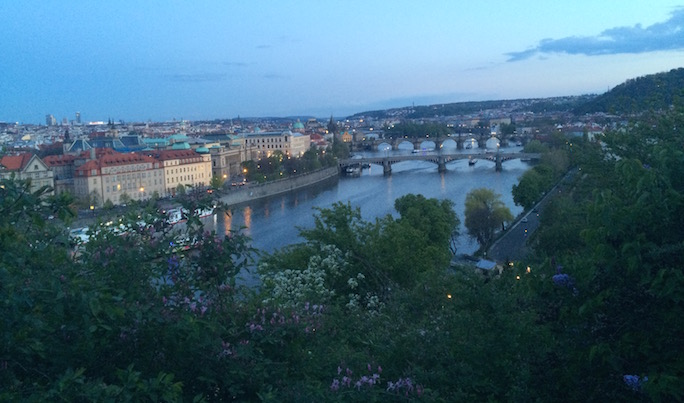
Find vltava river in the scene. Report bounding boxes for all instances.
[204,143,531,256]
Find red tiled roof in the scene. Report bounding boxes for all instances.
[75,151,157,176]
[43,154,76,166]
[146,149,202,161]
[0,153,33,171]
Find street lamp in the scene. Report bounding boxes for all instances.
[139,186,145,200]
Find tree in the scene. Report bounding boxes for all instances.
[512,169,544,210]
[464,188,513,250]
[209,174,226,190]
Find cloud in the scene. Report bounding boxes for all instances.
[223,62,251,67]
[168,73,226,82]
[507,8,684,61]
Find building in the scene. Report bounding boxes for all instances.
[145,149,212,197]
[0,153,55,195]
[73,150,164,206]
[46,114,56,126]
[208,145,243,180]
[43,154,77,195]
[243,130,310,159]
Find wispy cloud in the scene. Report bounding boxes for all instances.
[507,8,684,61]
[223,62,251,67]
[168,73,226,82]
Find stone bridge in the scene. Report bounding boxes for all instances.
[353,133,528,151]
[338,152,540,175]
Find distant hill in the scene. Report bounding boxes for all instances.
[573,67,684,115]
[349,96,594,120]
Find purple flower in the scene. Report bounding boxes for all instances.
[623,374,647,391]
[552,273,572,287]
[330,379,340,391]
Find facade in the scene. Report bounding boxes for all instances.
[208,145,243,179]
[74,151,164,206]
[145,149,212,197]
[0,153,55,195]
[43,154,77,195]
[243,130,310,159]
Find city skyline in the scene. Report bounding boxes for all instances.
[2,1,684,124]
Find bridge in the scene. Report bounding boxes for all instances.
[353,132,529,152]
[338,152,540,175]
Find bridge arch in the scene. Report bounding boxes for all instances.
[377,142,392,151]
[485,137,501,150]
[440,138,458,151]
[396,140,414,151]
[418,140,436,151]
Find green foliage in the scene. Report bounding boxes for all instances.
[209,174,226,190]
[517,105,684,401]
[6,101,684,400]
[574,67,684,114]
[464,188,514,250]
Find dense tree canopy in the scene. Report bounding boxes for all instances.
[3,104,684,400]
[464,188,514,250]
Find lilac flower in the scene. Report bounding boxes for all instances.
[330,379,340,391]
[623,374,647,391]
[552,273,572,287]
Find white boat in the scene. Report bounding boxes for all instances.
[197,207,214,218]
[166,208,186,225]
[469,158,477,166]
[69,227,91,243]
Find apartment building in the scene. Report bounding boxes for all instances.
[0,153,54,195]
[74,150,164,205]
[243,130,310,159]
[145,149,212,197]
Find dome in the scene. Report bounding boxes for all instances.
[293,120,305,130]
[196,146,209,153]
[171,142,191,150]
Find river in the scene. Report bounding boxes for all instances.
[204,141,531,257]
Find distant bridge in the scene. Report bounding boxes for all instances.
[338,152,540,175]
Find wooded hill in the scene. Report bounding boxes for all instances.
[573,67,684,115]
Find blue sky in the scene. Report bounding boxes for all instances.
[2,1,684,124]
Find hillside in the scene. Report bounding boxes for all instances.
[573,67,684,115]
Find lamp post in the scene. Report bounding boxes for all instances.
[139,186,145,201]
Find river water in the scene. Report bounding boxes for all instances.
[203,142,531,257]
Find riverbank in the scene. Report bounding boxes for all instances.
[219,166,339,207]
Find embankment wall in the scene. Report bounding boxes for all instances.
[219,167,339,207]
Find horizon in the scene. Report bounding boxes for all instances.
[2,1,684,124]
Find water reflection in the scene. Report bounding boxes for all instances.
[208,145,529,255]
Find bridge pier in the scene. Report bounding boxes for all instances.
[495,154,503,172]
[438,156,447,173]
[383,160,392,175]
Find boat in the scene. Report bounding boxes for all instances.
[69,227,91,244]
[469,158,477,166]
[345,166,361,177]
[197,207,215,218]
[166,208,186,225]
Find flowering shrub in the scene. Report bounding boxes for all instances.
[329,363,425,399]
[260,244,351,307]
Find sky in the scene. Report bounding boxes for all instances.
[2,1,684,124]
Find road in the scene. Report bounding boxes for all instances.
[486,168,578,263]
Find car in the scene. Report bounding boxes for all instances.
[521,217,528,223]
